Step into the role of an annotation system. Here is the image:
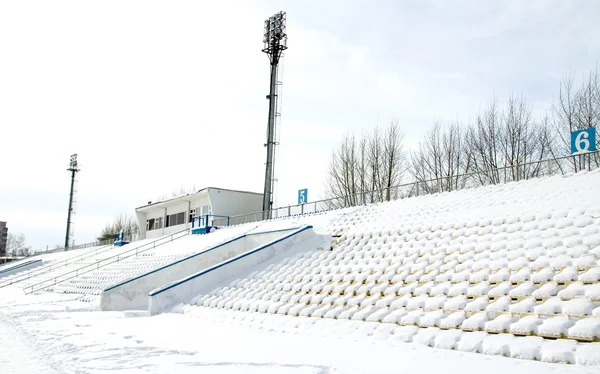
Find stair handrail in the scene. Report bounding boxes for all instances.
[0,229,185,289]
[22,228,190,295]
[0,242,117,288]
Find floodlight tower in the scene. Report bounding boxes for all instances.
[64,153,80,249]
[261,11,288,219]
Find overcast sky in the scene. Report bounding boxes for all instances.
[1,0,598,251]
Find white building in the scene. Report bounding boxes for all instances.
[135,187,263,239]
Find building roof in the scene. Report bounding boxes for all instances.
[135,187,262,212]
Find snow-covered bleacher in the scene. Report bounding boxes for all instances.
[180,170,600,363]
[0,242,117,287]
[47,226,261,302]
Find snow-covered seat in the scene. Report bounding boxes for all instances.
[488,281,513,298]
[464,297,489,312]
[536,316,576,338]
[586,283,600,301]
[460,312,489,331]
[553,266,579,283]
[531,267,556,283]
[400,309,425,326]
[509,282,538,298]
[444,295,468,311]
[579,267,600,283]
[489,269,510,284]
[534,297,563,315]
[486,315,517,336]
[567,318,600,341]
[561,298,597,317]
[486,296,512,314]
[531,282,561,299]
[418,310,448,328]
[509,315,543,335]
[557,282,586,300]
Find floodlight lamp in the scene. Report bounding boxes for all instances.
[262,11,288,55]
[69,153,78,169]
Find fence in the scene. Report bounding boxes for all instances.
[225,150,600,227]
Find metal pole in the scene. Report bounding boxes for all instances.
[64,168,76,248]
[262,55,278,219]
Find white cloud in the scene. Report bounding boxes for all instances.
[1,0,599,248]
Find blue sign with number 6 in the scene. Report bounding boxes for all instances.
[571,128,597,154]
[298,189,308,205]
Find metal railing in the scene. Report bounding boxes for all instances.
[192,215,231,228]
[225,150,600,227]
[40,233,146,255]
[18,228,189,295]
[0,242,117,288]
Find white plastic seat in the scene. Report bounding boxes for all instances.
[489,269,510,284]
[531,267,555,283]
[531,282,561,299]
[508,298,537,314]
[464,297,489,312]
[418,310,448,328]
[509,282,538,298]
[509,315,542,335]
[537,316,576,338]
[567,318,600,341]
[561,298,597,317]
[483,314,518,333]
[553,266,579,283]
[557,282,586,300]
[486,296,511,314]
[462,312,489,331]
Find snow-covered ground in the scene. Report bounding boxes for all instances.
[1,289,597,374]
[1,170,600,372]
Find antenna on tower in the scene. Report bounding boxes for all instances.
[65,153,80,249]
[262,11,288,219]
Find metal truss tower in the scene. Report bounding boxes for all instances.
[65,153,80,249]
[261,11,288,219]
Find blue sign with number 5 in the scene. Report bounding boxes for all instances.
[571,128,597,154]
[298,189,308,205]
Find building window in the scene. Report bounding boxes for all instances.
[189,209,196,224]
[146,217,163,231]
[166,212,186,227]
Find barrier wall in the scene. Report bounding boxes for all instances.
[0,260,42,279]
[100,227,301,311]
[148,226,320,315]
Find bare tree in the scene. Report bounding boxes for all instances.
[324,133,358,207]
[411,121,469,194]
[97,214,140,241]
[465,98,503,185]
[464,94,554,185]
[324,120,406,206]
[499,94,553,180]
[7,233,32,257]
[552,68,600,171]
[382,120,407,200]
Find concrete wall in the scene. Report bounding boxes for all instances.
[0,259,42,279]
[208,189,263,218]
[148,226,316,315]
[100,227,300,312]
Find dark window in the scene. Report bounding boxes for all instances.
[166,212,186,227]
